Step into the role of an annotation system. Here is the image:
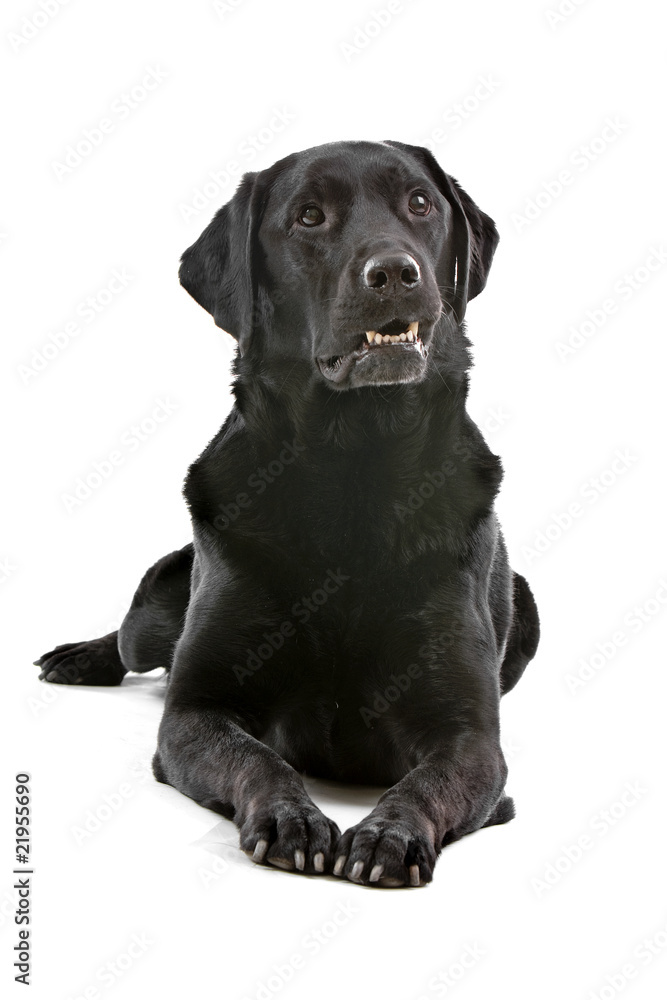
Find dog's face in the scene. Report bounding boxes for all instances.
[179,140,499,391]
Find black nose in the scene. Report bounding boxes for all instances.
[363,253,421,290]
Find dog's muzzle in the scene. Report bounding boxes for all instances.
[317,318,429,389]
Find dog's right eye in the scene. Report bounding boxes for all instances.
[299,205,325,227]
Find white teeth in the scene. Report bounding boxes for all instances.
[365,322,419,347]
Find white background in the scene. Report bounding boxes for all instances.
[2,1,666,998]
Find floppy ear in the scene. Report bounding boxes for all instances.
[383,141,499,322]
[179,172,260,349]
[448,174,499,302]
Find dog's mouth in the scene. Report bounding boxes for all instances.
[317,319,427,386]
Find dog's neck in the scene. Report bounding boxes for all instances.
[184,329,502,563]
[232,333,474,457]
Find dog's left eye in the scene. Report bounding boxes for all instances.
[299,205,325,227]
[408,192,431,216]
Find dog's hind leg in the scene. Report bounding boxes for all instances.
[34,544,194,686]
[499,571,540,695]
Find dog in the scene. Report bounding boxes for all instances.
[35,140,540,888]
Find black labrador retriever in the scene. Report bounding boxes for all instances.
[35,140,540,888]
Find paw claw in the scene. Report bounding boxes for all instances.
[333,855,346,876]
[350,859,364,880]
[338,812,437,888]
[294,849,305,871]
[252,839,269,863]
[313,852,324,873]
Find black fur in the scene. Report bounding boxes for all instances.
[35,140,539,888]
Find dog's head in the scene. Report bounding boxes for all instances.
[179,140,498,391]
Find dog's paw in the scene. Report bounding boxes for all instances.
[240,798,340,876]
[34,635,126,686]
[333,811,438,888]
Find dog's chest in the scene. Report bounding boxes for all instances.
[255,653,423,785]
[259,700,406,784]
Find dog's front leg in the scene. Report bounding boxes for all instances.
[154,705,340,875]
[334,733,509,888]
